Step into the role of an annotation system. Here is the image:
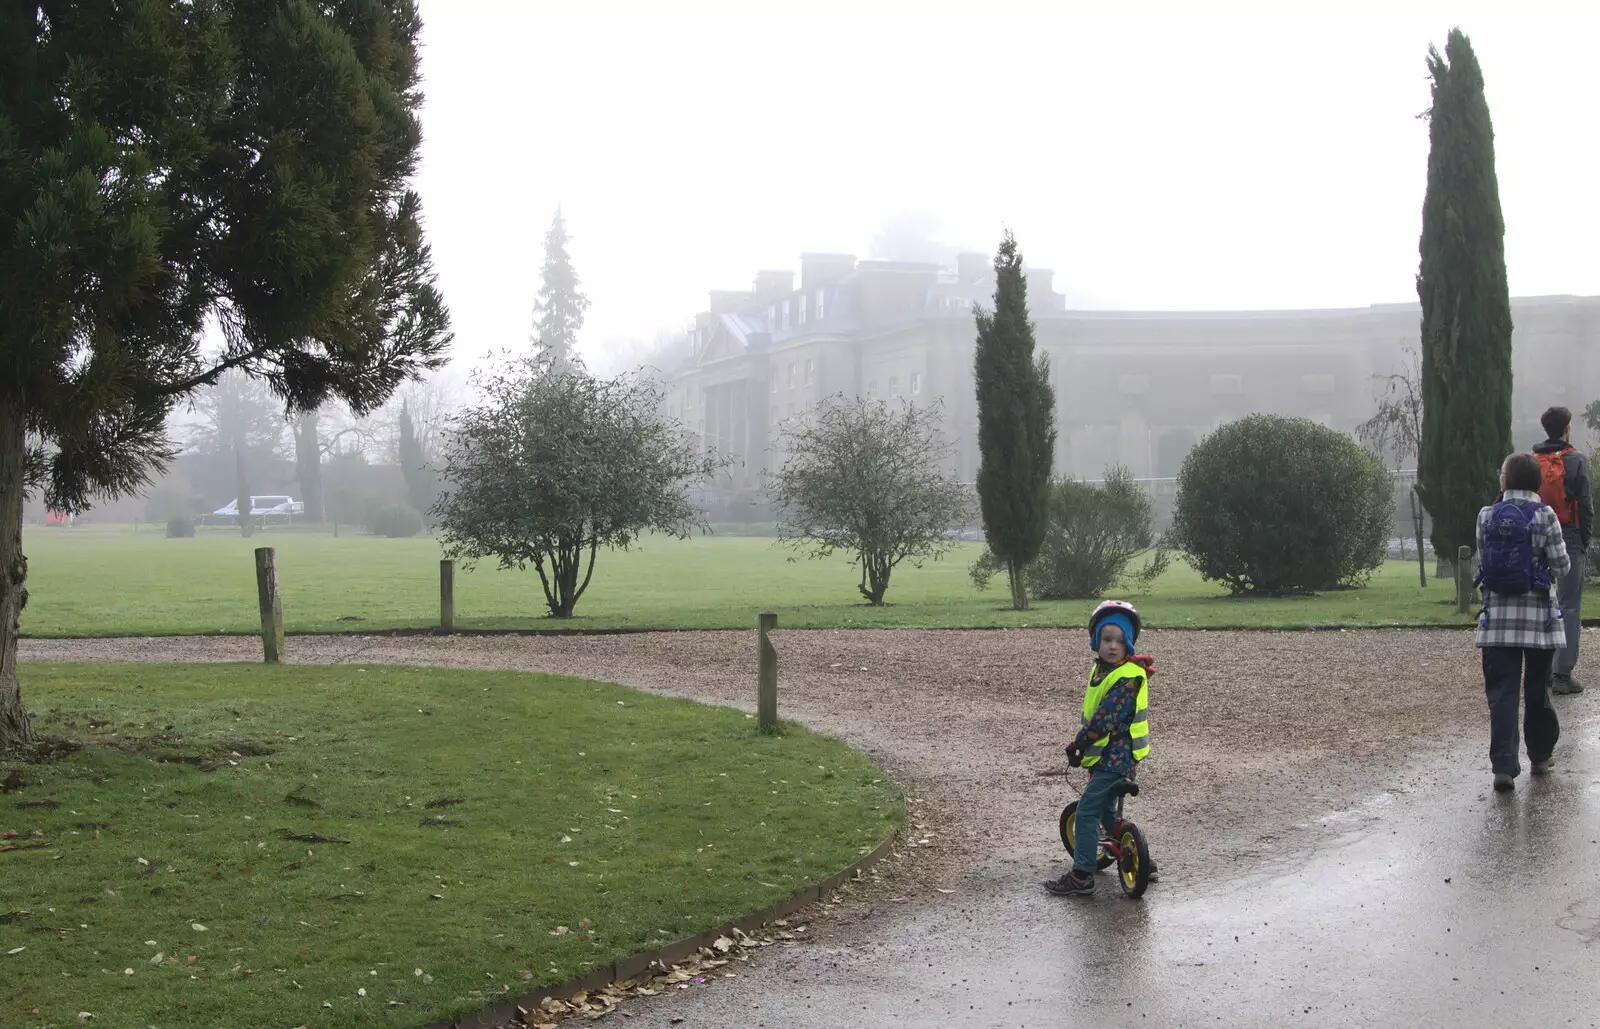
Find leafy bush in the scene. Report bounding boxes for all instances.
[369,503,424,539]
[144,483,204,524]
[1168,414,1392,594]
[971,467,1169,599]
[165,516,196,538]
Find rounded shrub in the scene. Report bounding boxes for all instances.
[1168,414,1393,594]
[369,503,424,539]
[165,515,196,538]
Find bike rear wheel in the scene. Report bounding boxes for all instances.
[1059,801,1116,870]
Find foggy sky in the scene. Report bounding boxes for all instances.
[410,1,1600,375]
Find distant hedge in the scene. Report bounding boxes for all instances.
[369,503,424,539]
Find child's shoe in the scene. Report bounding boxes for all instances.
[1043,872,1095,896]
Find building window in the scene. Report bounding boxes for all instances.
[890,376,901,397]
[798,294,808,325]
[769,304,778,327]
[867,379,877,398]
[805,359,815,385]
[788,363,796,389]
[910,372,922,396]
[815,289,825,321]
[782,299,791,329]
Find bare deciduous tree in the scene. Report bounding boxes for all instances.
[1357,343,1427,586]
[769,396,969,606]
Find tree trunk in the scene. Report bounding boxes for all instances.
[860,552,891,606]
[1410,488,1427,588]
[234,443,254,539]
[0,402,36,751]
[1008,558,1029,611]
[294,411,325,522]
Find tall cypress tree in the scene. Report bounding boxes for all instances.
[974,231,1057,610]
[397,400,435,519]
[532,208,591,374]
[1416,28,1513,569]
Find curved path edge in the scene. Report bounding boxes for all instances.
[421,833,900,1029]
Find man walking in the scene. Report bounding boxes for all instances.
[1533,406,1593,694]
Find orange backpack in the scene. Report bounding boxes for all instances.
[1536,448,1579,525]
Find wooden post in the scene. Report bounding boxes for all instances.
[757,612,778,732]
[1456,545,1472,614]
[440,559,456,631]
[255,547,284,663]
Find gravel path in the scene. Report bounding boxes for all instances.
[21,627,1493,883]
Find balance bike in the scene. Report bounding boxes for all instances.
[1059,776,1152,900]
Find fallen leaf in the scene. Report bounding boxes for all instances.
[935,889,955,895]
[6,946,24,955]
[190,923,208,932]
[549,926,570,936]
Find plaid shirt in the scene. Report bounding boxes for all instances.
[1475,491,1571,649]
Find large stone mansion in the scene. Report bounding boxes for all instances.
[664,252,1599,501]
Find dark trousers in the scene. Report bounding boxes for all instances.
[1555,548,1585,679]
[1482,646,1560,777]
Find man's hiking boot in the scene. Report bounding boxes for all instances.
[1043,872,1095,897]
[1493,772,1515,792]
[1532,758,1555,776]
[1552,676,1584,695]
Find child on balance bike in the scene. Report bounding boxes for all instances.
[1044,600,1157,896]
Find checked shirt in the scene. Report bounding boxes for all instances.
[1475,490,1571,650]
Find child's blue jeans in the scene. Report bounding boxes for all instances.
[1072,766,1126,876]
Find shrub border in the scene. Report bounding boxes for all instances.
[421,832,900,1029]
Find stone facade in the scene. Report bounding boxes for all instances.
[665,253,1600,500]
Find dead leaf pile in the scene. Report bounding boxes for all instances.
[497,922,811,1027]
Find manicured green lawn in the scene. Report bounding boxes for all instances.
[0,663,901,1028]
[18,525,1465,636]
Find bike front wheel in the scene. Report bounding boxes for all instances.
[1116,821,1152,899]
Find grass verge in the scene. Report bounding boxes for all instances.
[19,528,1464,637]
[0,663,901,1028]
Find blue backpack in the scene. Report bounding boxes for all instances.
[1475,499,1551,596]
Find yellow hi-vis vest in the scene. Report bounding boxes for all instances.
[1080,662,1150,767]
